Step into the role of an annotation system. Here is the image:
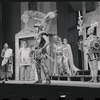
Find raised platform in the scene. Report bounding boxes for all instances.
[50,70,100,82]
[1,80,100,88]
[0,80,100,100]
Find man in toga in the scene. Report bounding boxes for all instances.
[18,40,32,81]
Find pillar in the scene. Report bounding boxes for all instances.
[82,2,88,70]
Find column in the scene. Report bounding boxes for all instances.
[82,2,88,70]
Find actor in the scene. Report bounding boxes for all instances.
[1,43,13,81]
[18,40,32,81]
[83,26,99,82]
[33,23,51,84]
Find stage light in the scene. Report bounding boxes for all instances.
[58,92,70,100]
[60,95,66,98]
[59,95,66,100]
[59,94,68,100]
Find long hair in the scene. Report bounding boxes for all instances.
[3,43,9,50]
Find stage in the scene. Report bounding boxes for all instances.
[1,80,100,88]
[0,80,100,100]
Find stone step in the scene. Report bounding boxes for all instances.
[50,75,100,82]
[77,70,100,75]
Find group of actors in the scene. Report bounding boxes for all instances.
[17,22,80,84]
[52,36,79,76]
[0,21,80,84]
[1,20,100,84]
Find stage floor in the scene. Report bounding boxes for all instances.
[0,80,100,100]
[0,80,100,88]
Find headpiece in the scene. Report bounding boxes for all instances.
[87,22,99,35]
[34,23,44,31]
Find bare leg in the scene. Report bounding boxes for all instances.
[26,65,31,81]
[88,61,94,82]
[92,60,98,83]
[20,65,25,81]
[53,55,57,75]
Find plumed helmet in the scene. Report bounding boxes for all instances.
[34,23,44,31]
[87,26,94,35]
[87,22,99,35]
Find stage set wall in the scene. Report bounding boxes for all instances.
[1,2,81,80]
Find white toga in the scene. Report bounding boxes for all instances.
[19,47,31,65]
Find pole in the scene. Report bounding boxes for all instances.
[81,1,86,81]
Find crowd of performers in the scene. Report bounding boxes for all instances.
[0,22,80,84]
[1,22,100,83]
[18,23,79,84]
[52,36,79,76]
[1,9,100,83]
